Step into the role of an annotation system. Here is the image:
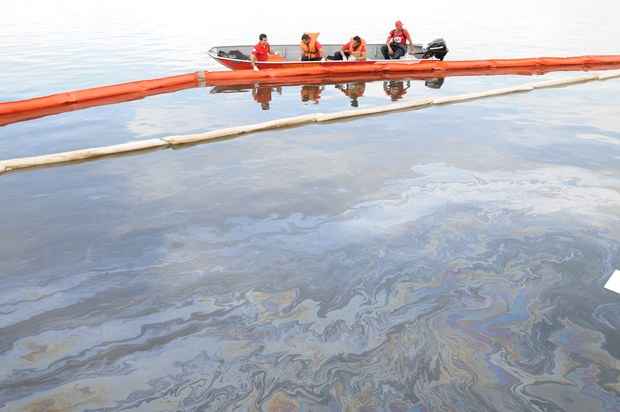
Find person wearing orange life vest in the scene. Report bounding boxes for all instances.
[327,36,367,61]
[300,33,324,61]
[251,33,275,71]
[381,20,413,60]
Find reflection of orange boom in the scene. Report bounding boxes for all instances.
[206,63,620,88]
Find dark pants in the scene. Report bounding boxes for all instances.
[327,51,350,61]
[301,55,322,61]
[381,43,406,60]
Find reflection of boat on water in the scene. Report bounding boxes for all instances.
[210,76,445,109]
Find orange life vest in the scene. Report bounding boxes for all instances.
[344,39,367,56]
[300,33,321,58]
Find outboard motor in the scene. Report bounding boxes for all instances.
[425,78,445,89]
[422,39,448,60]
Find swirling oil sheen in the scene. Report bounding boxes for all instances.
[1,1,620,411]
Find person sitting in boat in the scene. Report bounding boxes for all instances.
[300,33,324,61]
[381,21,412,60]
[251,33,272,71]
[327,36,367,61]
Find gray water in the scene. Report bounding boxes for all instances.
[1,1,620,411]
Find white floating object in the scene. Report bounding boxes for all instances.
[0,139,169,174]
[604,270,620,294]
[598,70,620,80]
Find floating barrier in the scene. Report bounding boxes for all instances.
[164,114,322,146]
[204,63,620,88]
[314,98,434,122]
[433,84,535,105]
[199,56,620,84]
[5,64,620,128]
[0,81,197,127]
[598,71,620,80]
[1,70,619,176]
[1,55,620,120]
[0,140,169,172]
[0,73,199,116]
[521,74,599,89]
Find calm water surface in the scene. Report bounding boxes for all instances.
[1,1,620,411]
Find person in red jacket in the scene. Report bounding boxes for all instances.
[327,36,367,61]
[381,21,412,60]
[251,33,272,71]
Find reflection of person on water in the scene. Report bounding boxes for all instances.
[300,33,324,61]
[252,84,282,110]
[335,82,366,107]
[383,80,410,101]
[300,85,324,104]
[381,21,412,60]
[327,36,367,61]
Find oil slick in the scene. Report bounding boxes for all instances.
[2,163,620,411]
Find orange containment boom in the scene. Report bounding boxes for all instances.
[0,81,198,127]
[0,73,200,116]
[203,62,620,88]
[201,55,620,82]
[1,55,620,119]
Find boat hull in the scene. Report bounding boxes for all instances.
[208,43,428,71]
[215,58,399,71]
